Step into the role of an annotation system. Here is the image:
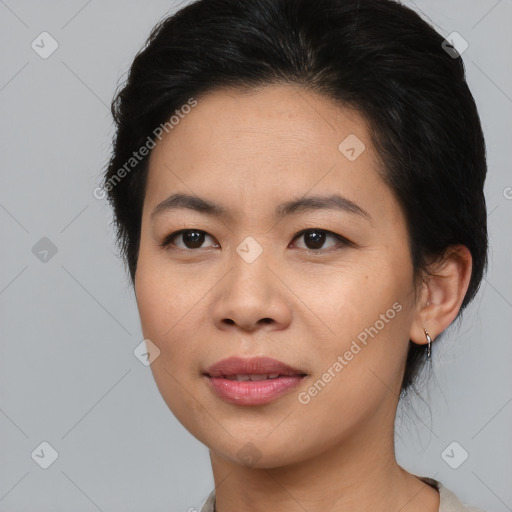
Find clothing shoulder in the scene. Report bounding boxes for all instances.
[199,478,489,512]
[199,489,215,512]
[417,475,488,512]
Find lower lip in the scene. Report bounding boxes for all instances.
[205,375,305,405]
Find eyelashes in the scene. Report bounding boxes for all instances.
[159,228,353,253]
[160,229,219,250]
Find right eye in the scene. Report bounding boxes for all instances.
[159,229,220,251]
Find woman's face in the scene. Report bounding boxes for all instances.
[135,85,420,468]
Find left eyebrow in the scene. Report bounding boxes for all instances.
[150,192,371,222]
[276,194,371,221]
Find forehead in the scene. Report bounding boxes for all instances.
[154,85,368,156]
[144,84,398,225]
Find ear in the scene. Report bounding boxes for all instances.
[409,245,473,347]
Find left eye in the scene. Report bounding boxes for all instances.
[291,228,349,251]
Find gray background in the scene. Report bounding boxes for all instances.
[0,0,511,510]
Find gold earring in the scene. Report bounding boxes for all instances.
[424,328,432,359]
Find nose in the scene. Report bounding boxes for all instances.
[211,247,292,333]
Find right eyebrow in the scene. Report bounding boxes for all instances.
[150,193,228,221]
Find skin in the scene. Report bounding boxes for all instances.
[134,84,472,512]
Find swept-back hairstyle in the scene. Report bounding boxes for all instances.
[104,0,488,395]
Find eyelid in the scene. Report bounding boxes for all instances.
[159,229,219,249]
[290,228,353,251]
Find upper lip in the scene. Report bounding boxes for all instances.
[204,356,307,378]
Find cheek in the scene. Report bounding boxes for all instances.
[301,255,411,332]
[134,243,191,339]
[134,250,210,369]
[294,288,412,439]
[134,268,164,340]
[135,258,207,430]
[135,273,189,357]
[299,251,416,390]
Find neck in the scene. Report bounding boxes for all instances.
[208,407,438,512]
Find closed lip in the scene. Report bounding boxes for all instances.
[204,356,307,378]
